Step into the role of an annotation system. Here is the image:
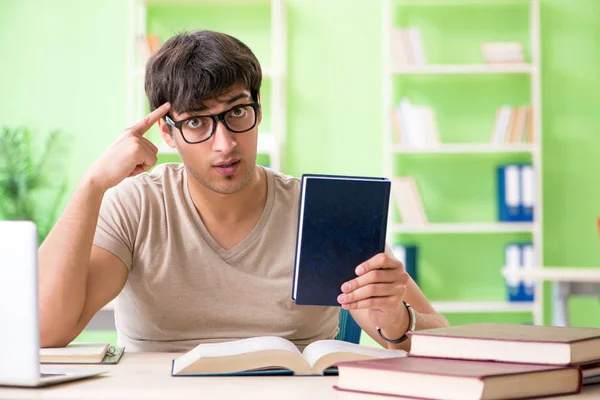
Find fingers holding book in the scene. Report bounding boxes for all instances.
[337,252,409,313]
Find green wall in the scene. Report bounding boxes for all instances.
[2,0,600,342]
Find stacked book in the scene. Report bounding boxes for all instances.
[391,27,426,67]
[481,41,525,64]
[390,176,428,225]
[392,98,440,149]
[335,323,600,399]
[490,105,533,144]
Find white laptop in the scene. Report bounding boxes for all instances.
[0,220,106,387]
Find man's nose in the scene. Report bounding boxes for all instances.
[211,121,237,154]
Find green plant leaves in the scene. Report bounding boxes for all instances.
[0,126,70,243]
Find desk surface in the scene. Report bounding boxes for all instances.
[1,352,599,400]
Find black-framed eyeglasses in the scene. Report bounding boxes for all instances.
[164,102,260,144]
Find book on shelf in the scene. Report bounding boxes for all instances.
[292,174,391,306]
[391,244,418,285]
[40,342,125,365]
[504,242,535,302]
[392,98,439,149]
[490,105,533,145]
[137,35,161,63]
[390,176,428,225]
[170,336,405,376]
[391,27,426,67]
[334,355,581,400]
[407,323,600,366]
[497,163,535,222]
[481,41,525,64]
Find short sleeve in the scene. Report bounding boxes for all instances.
[93,179,141,271]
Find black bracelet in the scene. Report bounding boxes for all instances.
[376,301,416,344]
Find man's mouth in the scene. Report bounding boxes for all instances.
[214,160,240,176]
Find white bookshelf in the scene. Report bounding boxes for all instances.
[502,267,600,283]
[432,301,534,314]
[397,0,532,5]
[383,0,544,323]
[390,222,534,234]
[393,143,536,154]
[394,64,534,75]
[126,0,287,171]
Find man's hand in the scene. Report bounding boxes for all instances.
[337,252,410,330]
[86,102,171,192]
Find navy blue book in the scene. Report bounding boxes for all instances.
[292,174,391,306]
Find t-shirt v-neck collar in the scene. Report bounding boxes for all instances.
[183,166,275,261]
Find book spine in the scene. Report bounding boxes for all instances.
[497,164,521,222]
[520,164,535,222]
[393,244,418,284]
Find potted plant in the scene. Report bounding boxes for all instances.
[0,126,69,244]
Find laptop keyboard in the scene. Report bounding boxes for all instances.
[41,373,66,378]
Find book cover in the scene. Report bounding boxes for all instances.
[335,356,581,400]
[408,323,600,365]
[292,174,391,306]
[40,343,125,364]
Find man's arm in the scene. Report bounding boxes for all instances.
[339,252,449,351]
[37,179,129,347]
[349,277,448,351]
[37,103,171,347]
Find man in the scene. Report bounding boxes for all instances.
[38,30,448,353]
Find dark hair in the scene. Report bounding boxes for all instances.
[145,30,262,114]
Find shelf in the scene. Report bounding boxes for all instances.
[156,132,275,155]
[393,64,535,75]
[145,0,271,4]
[391,222,535,234]
[502,267,600,283]
[396,0,531,6]
[392,143,536,154]
[432,301,534,314]
[257,132,275,154]
[158,144,177,155]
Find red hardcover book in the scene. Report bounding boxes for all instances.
[335,356,581,400]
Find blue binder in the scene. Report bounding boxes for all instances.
[504,243,534,302]
[519,164,534,222]
[392,244,418,285]
[497,165,521,222]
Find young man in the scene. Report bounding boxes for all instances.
[38,30,448,353]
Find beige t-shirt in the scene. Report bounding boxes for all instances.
[93,163,340,352]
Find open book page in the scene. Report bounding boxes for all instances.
[172,336,312,375]
[40,342,110,363]
[302,340,406,374]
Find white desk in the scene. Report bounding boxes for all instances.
[502,267,600,326]
[0,352,598,400]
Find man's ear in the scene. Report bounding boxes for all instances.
[158,118,176,149]
[257,100,263,125]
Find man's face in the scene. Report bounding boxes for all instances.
[159,83,261,195]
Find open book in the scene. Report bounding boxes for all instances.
[171,336,405,376]
[40,342,125,364]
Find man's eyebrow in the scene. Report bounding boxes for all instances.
[224,92,251,104]
[185,92,252,115]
